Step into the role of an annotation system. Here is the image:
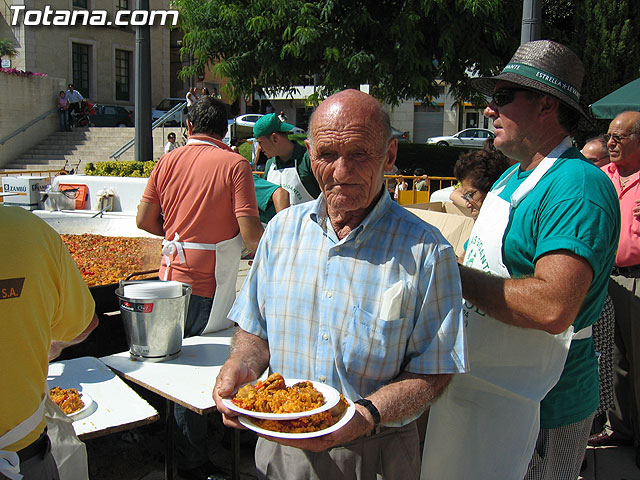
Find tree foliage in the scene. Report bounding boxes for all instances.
[175,0,520,104]
[572,0,640,109]
[175,0,640,111]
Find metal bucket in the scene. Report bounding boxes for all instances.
[115,281,191,362]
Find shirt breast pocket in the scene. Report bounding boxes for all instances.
[341,305,411,381]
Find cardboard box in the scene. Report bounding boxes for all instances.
[2,177,50,210]
[404,202,475,258]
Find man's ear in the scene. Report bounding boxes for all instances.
[186,119,193,136]
[538,95,559,119]
[383,138,398,173]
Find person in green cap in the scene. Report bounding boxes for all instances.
[253,113,320,205]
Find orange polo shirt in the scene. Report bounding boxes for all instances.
[601,163,640,267]
[142,135,258,296]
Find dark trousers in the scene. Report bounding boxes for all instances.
[607,275,640,444]
[174,294,214,468]
[68,102,80,125]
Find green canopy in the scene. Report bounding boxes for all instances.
[590,78,640,119]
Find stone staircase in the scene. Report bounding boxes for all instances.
[2,127,186,174]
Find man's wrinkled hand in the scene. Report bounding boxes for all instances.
[256,404,374,453]
[212,357,256,429]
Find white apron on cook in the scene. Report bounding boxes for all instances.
[0,395,46,480]
[266,160,314,205]
[161,137,244,334]
[422,146,575,480]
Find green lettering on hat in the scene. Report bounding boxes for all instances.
[501,63,580,102]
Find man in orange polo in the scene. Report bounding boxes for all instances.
[137,96,263,480]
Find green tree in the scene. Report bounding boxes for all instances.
[175,0,519,105]
[573,0,640,109]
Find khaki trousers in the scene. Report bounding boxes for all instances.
[255,421,420,480]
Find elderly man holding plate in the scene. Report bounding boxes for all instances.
[214,89,467,479]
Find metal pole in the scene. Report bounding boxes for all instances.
[521,0,541,44]
[135,0,153,162]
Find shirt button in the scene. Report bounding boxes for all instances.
[322,333,329,340]
[319,376,326,382]
[335,246,340,252]
[326,291,332,298]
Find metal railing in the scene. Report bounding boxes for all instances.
[384,175,457,205]
[0,109,56,146]
[109,102,187,160]
[0,169,66,179]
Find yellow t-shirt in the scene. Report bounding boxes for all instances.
[0,206,95,451]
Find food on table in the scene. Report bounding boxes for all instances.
[232,373,325,414]
[251,395,350,434]
[60,234,161,286]
[49,386,85,414]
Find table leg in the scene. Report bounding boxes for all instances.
[166,399,175,480]
[232,429,240,480]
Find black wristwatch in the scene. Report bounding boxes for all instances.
[355,398,381,428]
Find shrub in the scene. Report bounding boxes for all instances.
[84,160,157,177]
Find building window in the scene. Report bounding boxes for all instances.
[72,43,90,97]
[115,49,131,101]
[73,0,87,8]
[116,0,129,11]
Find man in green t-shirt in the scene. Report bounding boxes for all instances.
[423,40,620,480]
[253,174,290,223]
[253,113,320,205]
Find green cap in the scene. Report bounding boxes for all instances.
[253,113,294,138]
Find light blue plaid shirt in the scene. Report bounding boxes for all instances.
[230,191,467,423]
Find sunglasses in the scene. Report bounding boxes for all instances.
[491,88,529,107]
[604,133,634,143]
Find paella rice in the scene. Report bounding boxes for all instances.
[49,386,84,414]
[232,373,325,414]
[252,395,349,433]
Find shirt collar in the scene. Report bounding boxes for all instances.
[309,186,392,243]
[186,134,232,151]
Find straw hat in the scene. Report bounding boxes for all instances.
[471,40,586,117]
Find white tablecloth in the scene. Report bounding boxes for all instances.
[47,356,159,439]
[100,329,234,413]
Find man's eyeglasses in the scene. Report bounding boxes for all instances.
[491,88,529,107]
[604,133,634,143]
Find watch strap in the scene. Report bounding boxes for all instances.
[355,398,380,428]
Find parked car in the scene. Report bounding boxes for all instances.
[91,104,133,127]
[426,128,494,148]
[392,127,410,142]
[152,97,186,126]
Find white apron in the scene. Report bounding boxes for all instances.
[161,137,244,334]
[422,141,583,480]
[266,160,314,205]
[0,395,46,480]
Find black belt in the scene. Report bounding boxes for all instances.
[612,265,640,278]
[17,429,50,463]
